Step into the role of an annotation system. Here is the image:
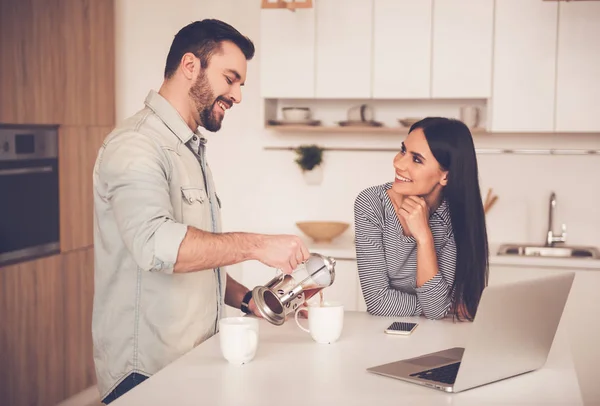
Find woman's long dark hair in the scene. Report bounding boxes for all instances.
[409,117,489,321]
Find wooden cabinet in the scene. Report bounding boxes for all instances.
[0,0,114,404]
[62,248,97,396]
[0,0,65,124]
[490,0,558,132]
[555,1,600,133]
[0,0,115,126]
[63,0,115,126]
[315,0,372,99]
[59,126,110,252]
[0,0,114,252]
[0,248,95,406]
[260,7,315,98]
[431,0,494,98]
[372,0,432,99]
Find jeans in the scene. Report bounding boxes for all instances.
[102,372,149,404]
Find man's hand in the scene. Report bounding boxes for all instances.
[249,298,262,318]
[253,234,310,273]
[398,196,433,244]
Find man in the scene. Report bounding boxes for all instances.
[92,19,309,404]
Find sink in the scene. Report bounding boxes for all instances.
[497,244,600,259]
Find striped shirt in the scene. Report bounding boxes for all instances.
[353,182,457,319]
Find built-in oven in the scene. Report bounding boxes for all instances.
[0,125,60,267]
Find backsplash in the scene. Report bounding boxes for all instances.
[207,130,600,249]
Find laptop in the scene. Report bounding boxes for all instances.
[367,272,575,393]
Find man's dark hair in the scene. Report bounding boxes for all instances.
[164,19,255,79]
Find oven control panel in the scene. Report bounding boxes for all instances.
[0,126,58,160]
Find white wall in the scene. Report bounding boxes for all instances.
[115,0,600,266]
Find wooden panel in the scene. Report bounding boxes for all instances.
[0,0,115,126]
[63,248,96,396]
[0,0,65,124]
[88,0,116,126]
[0,254,66,406]
[60,126,109,252]
[0,248,96,406]
[63,0,115,126]
[0,0,21,123]
[62,0,92,125]
[0,1,112,404]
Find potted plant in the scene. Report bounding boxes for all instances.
[294,144,325,185]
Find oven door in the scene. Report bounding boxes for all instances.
[0,158,60,266]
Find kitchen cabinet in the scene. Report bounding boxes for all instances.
[0,0,64,124]
[59,126,110,252]
[489,264,600,406]
[431,0,494,99]
[0,0,114,126]
[0,0,114,404]
[372,0,432,99]
[489,0,558,132]
[62,0,115,126]
[259,7,315,98]
[0,247,95,406]
[555,1,600,133]
[314,0,372,99]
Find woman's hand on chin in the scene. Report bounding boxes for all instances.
[398,196,433,244]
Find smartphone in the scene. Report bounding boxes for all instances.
[384,321,418,335]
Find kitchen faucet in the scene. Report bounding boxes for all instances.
[546,191,567,247]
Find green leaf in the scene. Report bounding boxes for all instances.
[294,144,324,171]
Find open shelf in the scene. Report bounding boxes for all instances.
[265,124,488,134]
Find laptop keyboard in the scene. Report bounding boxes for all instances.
[409,362,461,385]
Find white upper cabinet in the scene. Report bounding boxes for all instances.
[431,0,494,99]
[490,0,558,132]
[372,0,432,99]
[555,2,600,133]
[314,0,373,98]
[260,8,315,98]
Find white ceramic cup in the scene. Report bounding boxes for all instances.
[219,317,259,365]
[460,106,480,128]
[294,301,344,344]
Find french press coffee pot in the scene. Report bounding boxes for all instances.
[252,253,336,326]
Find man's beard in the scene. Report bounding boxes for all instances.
[189,71,224,132]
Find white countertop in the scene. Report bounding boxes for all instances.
[111,312,582,406]
[305,236,600,270]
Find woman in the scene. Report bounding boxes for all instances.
[354,117,488,320]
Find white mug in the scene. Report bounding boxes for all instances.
[460,106,480,129]
[219,317,259,365]
[294,301,344,344]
